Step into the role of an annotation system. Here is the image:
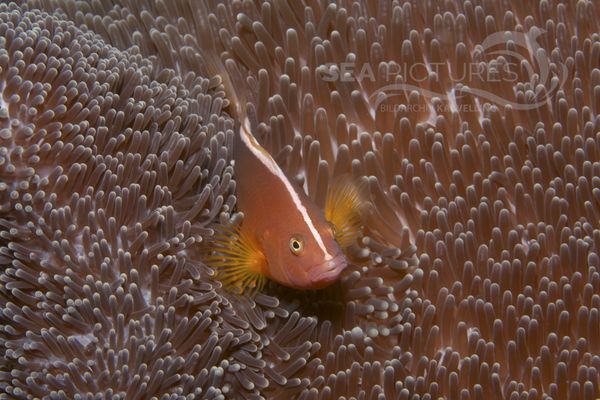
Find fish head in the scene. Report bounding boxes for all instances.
[260,221,348,290]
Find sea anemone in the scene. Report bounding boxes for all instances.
[2,0,600,399]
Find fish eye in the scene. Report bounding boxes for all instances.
[289,236,304,255]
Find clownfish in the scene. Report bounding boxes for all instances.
[202,53,364,296]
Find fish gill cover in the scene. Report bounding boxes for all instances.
[0,1,599,399]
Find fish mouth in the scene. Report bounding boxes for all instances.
[308,254,348,288]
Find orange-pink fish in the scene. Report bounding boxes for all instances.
[202,42,364,296]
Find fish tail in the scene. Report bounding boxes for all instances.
[195,5,248,121]
[325,175,369,249]
[205,224,267,296]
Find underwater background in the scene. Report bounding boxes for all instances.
[1,1,600,399]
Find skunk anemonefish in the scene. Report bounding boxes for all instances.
[204,61,365,295]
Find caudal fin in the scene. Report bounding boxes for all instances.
[195,4,248,121]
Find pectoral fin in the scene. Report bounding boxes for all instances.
[205,224,267,296]
[325,176,367,249]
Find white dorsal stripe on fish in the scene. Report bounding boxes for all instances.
[239,118,333,261]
